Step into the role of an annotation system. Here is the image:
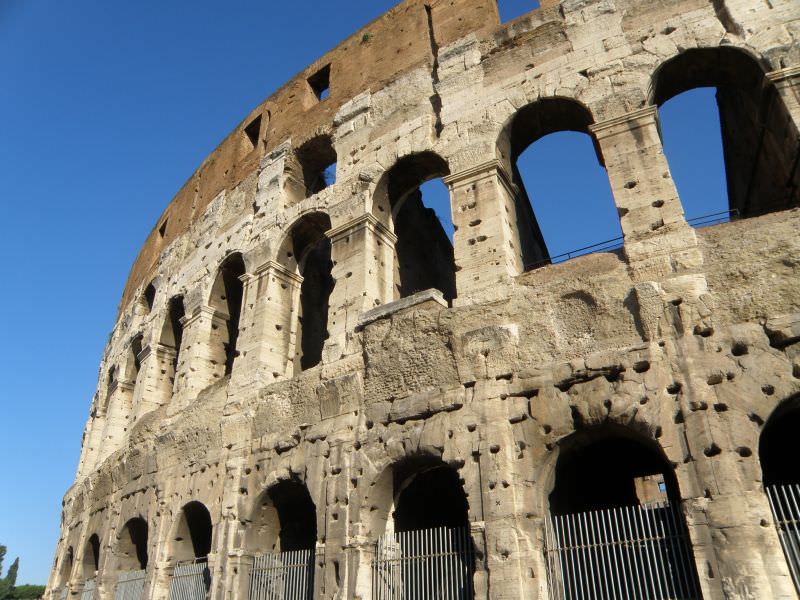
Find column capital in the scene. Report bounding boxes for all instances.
[326,213,397,245]
[766,65,800,84]
[180,304,229,327]
[253,260,304,286]
[589,105,659,139]
[443,159,514,191]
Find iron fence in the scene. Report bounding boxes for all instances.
[80,579,96,600]
[168,558,210,600]
[544,502,701,599]
[766,483,800,593]
[249,549,317,600]
[372,525,474,599]
[686,209,739,228]
[115,569,146,600]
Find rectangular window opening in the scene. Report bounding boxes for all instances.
[244,115,261,149]
[159,219,168,238]
[308,64,331,101]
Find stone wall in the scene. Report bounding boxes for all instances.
[47,0,800,599]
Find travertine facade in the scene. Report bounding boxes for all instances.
[47,0,800,598]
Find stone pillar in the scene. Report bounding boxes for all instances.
[325,214,396,359]
[344,536,375,600]
[768,66,800,128]
[77,411,104,478]
[172,305,228,405]
[99,379,134,462]
[589,107,700,279]
[230,261,302,389]
[444,161,526,304]
[131,344,176,421]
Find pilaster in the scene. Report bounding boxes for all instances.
[172,305,229,406]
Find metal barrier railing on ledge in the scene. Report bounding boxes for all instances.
[80,579,96,600]
[524,237,624,271]
[115,569,146,600]
[168,558,210,600]
[686,209,739,228]
[766,483,800,594]
[249,549,318,600]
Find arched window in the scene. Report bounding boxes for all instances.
[654,47,799,222]
[126,335,143,384]
[117,518,148,571]
[246,479,318,600]
[172,502,213,562]
[373,152,456,303]
[82,534,100,580]
[545,426,701,598]
[760,395,800,592]
[209,253,245,376]
[497,98,621,269]
[160,295,185,377]
[277,212,334,373]
[371,457,474,598]
[141,282,156,313]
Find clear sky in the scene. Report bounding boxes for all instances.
[0,0,726,585]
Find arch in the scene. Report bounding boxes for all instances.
[545,424,702,598]
[496,97,621,268]
[246,478,318,554]
[209,252,246,375]
[57,546,74,587]
[116,517,148,571]
[172,501,213,562]
[123,334,143,383]
[276,212,334,373]
[140,281,156,313]
[82,534,100,580]
[652,47,799,219]
[372,152,456,302]
[759,393,800,488]
[160,295,185,381]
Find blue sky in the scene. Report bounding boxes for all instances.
[0,0,726,585]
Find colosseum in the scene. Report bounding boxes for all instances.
[46,0,800,599]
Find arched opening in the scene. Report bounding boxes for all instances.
[288,135,337,203]
[126,334,143,384]
[246,479,318,599]
[760,395,800,592]
[160,295,185,381]
[654,47,799,222]
[169,502,212,597]
[373,152,456,303]
[371,457,474,598]
[82,534,100,580]
[141,282,156,313]
[57,546,73,588]
[497,98,621,269]
[173,501,213,562]
[545,425,701,598]
[116,518,148,571]
[209,253,245,375]
[277,212,334,373]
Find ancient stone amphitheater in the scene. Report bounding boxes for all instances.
[46,0,800,599]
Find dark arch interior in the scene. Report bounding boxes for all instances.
[500,98,619,269]
[654,47,798,219]
[268,480,318,552]
[142,282,156,312]
[83,534,100,578]
[160,296,185,373]
[549,427,680,515]
[181,502,213,559]
[211,254,245,375]
[59,547,74,585]
[296,135,337,197]
[760,395,800,487]
[119,518,148,570]
[382,153,456,303]
[129,334,143,381]
[393,459,469,532]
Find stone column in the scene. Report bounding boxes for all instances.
[230,261,302,389]
[131,344,176,421]
[589,107,700,279]
[172,306,228,405]
[99,379,135,461]
[444,160,527,304]
[325,214,396,360]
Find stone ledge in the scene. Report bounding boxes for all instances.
[357,288,448,329]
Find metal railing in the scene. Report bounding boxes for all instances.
[169,558,210,600]
[53,586,69,600]
[766,483,800,593]
[686,209,739,228]
[525,237,624,271]
[544,502,701,600]
[249,549,317,600]
[115,569,146,600]
[372,525,474,600]
[80,579,97,600]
